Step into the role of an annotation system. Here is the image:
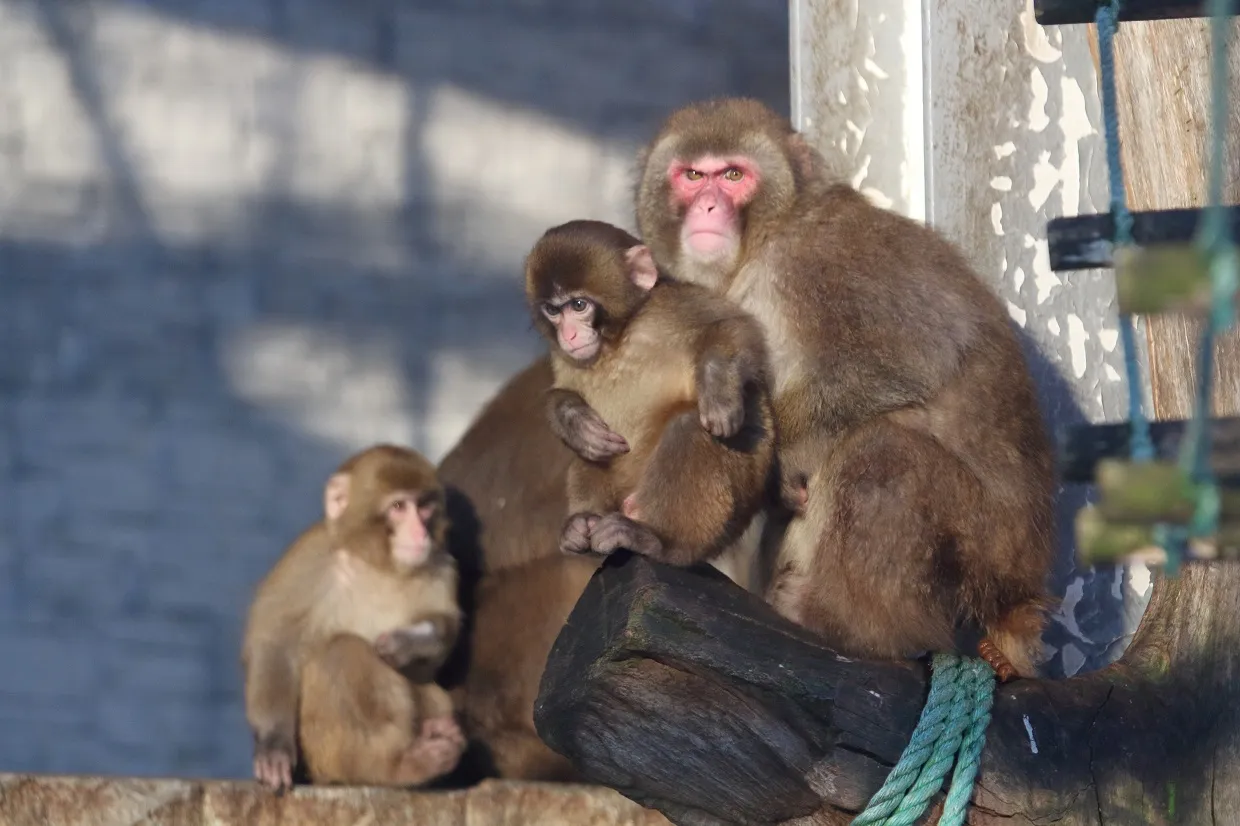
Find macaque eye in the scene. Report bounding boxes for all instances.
[684,169,703,181]
[569,298,590,313]
[542,302,561,318]
[723,168,744,182]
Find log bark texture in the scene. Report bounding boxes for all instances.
[534,551,1240,825]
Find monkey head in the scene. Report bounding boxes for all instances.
[635,97,821,287]
[524,220,659,366]
[322,444,447,575]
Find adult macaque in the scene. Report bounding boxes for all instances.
[526,219,776,568]
[628,98,1056,680]
[242,444,465,790]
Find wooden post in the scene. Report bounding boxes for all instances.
[1093,17,1240,418]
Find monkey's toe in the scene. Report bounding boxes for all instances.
[590,513,661,556]
[559,513,599,554]
[254,751,294,793]
[978,638,1018,683]
[421,715,465,747]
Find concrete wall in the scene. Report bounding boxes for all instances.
[793,0,1154,680]
[0,0,789,778]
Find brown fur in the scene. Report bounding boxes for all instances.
[635,98,1057,677]
[526,219,776,566]
[241,444,465,790]
[460,554,601,781]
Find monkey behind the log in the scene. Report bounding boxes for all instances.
[242,444,466,791]
[525,219,777,568]
[624,97,1057,680]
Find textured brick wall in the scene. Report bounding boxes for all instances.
[0,0,788,778]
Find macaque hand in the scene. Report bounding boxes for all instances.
[590,512,663,557]
[253,728,297,793]
[560,512,600,555]
[551,395,630,461]
[697,355,745,438]
[375,622,446,670]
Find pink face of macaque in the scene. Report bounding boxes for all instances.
[541,296,600,362]
[668,155,760,262]
[382,491,437,568]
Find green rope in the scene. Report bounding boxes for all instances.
[852,653,995,826]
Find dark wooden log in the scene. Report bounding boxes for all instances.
[535,552,1240,825]
[1045,207,1240,272]
[1057,416,1240,483]
[1034,0,1237,26]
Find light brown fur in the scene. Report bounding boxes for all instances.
[636,98,1057,678]
[526,219,776,567]
[242,444,465,790]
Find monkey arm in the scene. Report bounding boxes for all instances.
[378,611,463,683]
[694,315,770,440]
[547,388,630,462]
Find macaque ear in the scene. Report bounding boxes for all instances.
[624,245,658,292]
[324,473,351,523]
[786,133,824,180]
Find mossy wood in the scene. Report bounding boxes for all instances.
[534,552,1240,825]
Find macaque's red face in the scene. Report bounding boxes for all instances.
[382,490,439,569]
[668,155,760,264]
[540,295,600,362]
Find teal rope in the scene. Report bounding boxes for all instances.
[852,654,995,826]
[1095,0,1154,463]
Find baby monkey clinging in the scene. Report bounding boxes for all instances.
[525,219,777,567]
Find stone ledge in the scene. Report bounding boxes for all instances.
[0,774,670,826]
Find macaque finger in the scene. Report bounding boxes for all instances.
[560,512,600,555]
[575,414,631,461]
[590,513,663,557]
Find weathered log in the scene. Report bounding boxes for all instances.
[534,551,1240,825]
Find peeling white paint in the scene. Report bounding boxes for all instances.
[990,176,1013,192]
[1130,564,1152,598]
[1105,364,1121,381]
[1013,265,1025,292]
[1032,239,1061,304]
[1007,301,1027,326]
[1058,76,1093,215]
[1028,67,1050,132]
[993,141,1017,159]
[1029,149,1058,210]
[1021,2,1063,63]
[1067,314,1089,379]
[990,202,1003,235]
[1047,317,1061,336]
[1022,715,1040,754]
[1099,328,1119,352]
[863,56,889,80]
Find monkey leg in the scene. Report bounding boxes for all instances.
[298,634,462,787]
[767,418,1047,673]
[630,410,772,566]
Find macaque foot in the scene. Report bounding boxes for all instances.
[697,357,745,438]
[560,512,600,555]
[375,623,443,670]
[253,732,296,793]
[397,717,467,784]
[590,512,663,556]
[977,637,1018,683]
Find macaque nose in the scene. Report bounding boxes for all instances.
[565,327,577,342]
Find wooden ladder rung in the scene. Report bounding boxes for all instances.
[1035,0,1239,26]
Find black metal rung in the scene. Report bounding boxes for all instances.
[1046,206,1240,272]
[1035,0,1239,26]
[1058,417,1240,484]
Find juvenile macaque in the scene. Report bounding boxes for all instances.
[242,444,466,790]
[525,219,776,568]
[625,98,1056,680]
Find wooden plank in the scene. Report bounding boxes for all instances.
[1037,0,1234,25]
[1046,206,1240,271]
[1091,19,1240,419]
[1058,416,1240,482]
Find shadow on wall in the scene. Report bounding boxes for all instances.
[0,0,788,780]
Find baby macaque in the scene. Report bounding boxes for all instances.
[242,444,465,790]
[525,219,776,567]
